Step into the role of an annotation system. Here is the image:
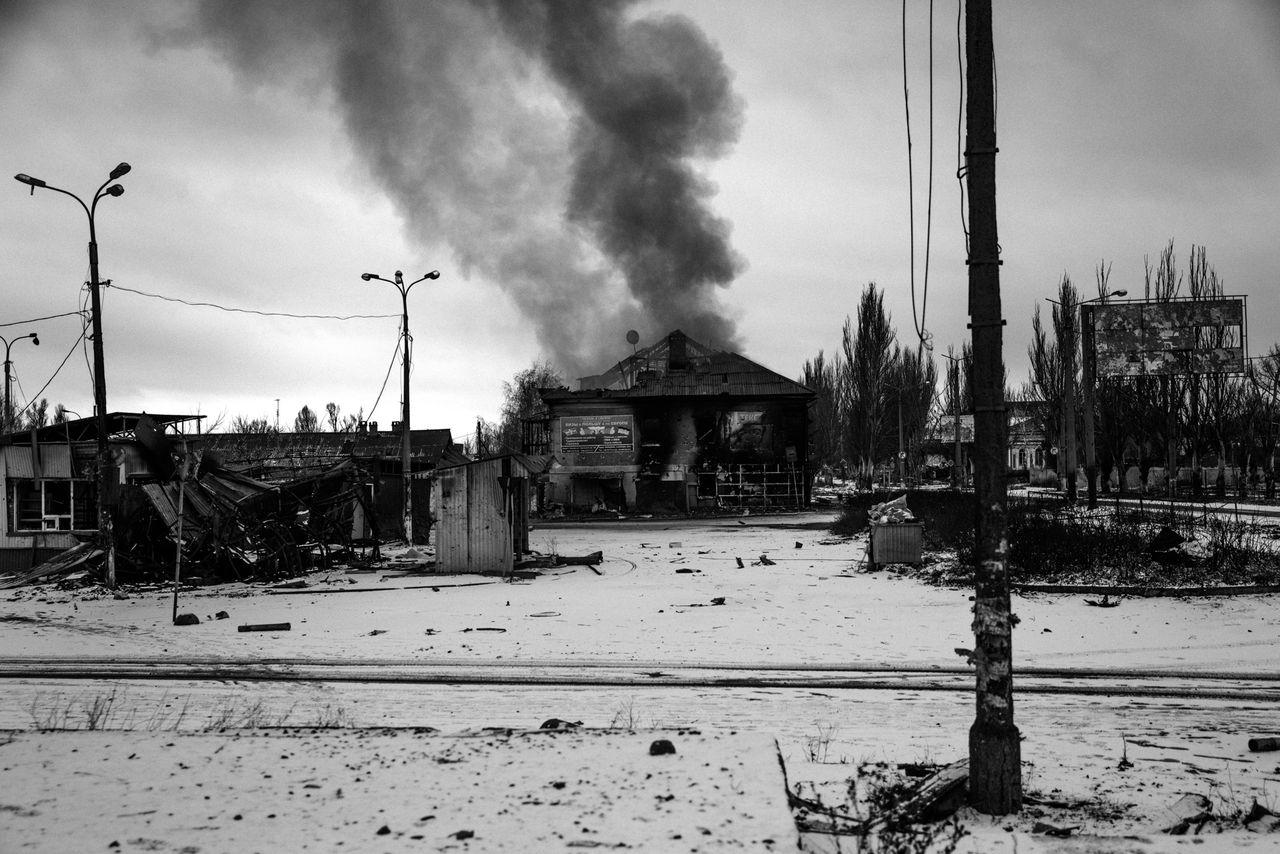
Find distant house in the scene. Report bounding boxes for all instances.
[529,330,815,514]
[927,401,1051,485]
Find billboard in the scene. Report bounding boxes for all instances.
[1090,297,1245,377]
[561,414,634,452]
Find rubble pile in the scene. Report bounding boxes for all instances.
[868,495,915,525]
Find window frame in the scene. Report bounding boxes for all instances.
[8,477,97,534]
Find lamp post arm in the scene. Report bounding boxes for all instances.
[38,183,93,222]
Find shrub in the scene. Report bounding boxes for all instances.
[834,490,1280,585]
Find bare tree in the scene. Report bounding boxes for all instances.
[230,415,276,434]
[22,398,49,430]
[841,283,897,488]
[338,407,365,433]
[325,402,341,432]
[498,361,564,454]
[887,344,937,481]
[466,416,501,458]
[293,405,321,433]
[1026,302,1062,452]
[1187,245,1245,495]
[801,349,843,474]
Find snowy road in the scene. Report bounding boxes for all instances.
[4,669,1278,817]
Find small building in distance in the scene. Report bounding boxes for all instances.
[432,454,547,575]
[528,330,814,514]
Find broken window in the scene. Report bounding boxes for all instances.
[7,479,97,533]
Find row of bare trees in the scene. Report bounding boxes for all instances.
[1027,241,1280,496]
[803,283,949,487]
[2,398,73,433]
[805,242,1280,495]
[228,402,366,434]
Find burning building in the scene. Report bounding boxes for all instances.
[528,331,814,514]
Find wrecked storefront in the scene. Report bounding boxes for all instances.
[0,414,455,586]
[528,331,815,514]
[194,427,466,545]
[0,412,202,576]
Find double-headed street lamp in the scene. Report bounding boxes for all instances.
[361,269,440,545]
[1046,287,1127,508]
[15,162,130,586]
[2,332,40,434]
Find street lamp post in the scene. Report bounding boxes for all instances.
[16,163,130,586]
[2,332,40,434]
[362,269,440,545]
[894,378,930,486]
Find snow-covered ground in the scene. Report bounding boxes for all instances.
[3,510,1279,851]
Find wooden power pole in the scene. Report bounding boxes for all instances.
[965,0,1021,814]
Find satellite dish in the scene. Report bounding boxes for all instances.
[625,329,640,346]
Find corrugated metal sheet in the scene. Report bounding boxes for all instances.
[432,457,518,575]
[433,467,469,574]
[0,547,69,577]
[3,444,76,479]
[141,483,179,528]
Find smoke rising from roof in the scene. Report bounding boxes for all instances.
[186,0,745,377]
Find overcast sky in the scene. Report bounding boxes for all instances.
[3,1,1278,441]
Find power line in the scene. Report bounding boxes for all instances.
[13,325,90,423]
[0,310,87,328]
[956,0,969,253]
[921,0,936,358]
[365,324,403,422]
[902,0,935,352]
[106,282,399,321]
[81,283,94,393]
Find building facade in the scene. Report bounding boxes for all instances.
[530,331,814,514]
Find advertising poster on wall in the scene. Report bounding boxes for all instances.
[561,414,634,452]
[724,411,772,457]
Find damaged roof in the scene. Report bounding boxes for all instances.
[0,412,203,445]
[194,429,460,481]
[547,330,814,401]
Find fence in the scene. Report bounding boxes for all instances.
[696,464,806,509]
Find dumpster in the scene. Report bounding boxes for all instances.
[868,521,923,571]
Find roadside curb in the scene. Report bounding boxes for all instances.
[1013,582,1280,597]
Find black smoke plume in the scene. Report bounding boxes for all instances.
[188,0,745,377]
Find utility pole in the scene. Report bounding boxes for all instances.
[1062,296,1078,503]
[1081,303,1099,509]
[362,269,440,545]
[897,396,905,483]
[965,0,1021,815]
